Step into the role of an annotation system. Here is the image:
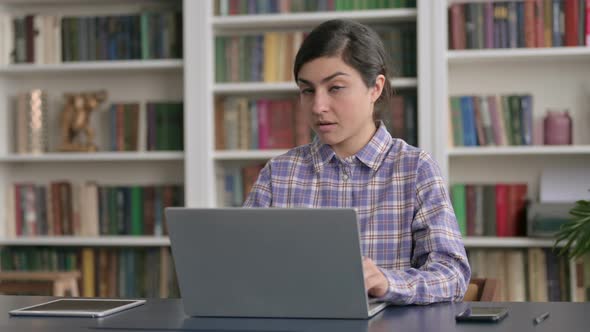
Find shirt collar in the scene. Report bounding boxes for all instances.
[310,122,393,173]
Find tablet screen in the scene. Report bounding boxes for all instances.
[10,299,146,317]
[19,299,140,312]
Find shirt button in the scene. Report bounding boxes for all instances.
[342,174,349,181]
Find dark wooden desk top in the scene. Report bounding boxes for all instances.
[1,295,588,332]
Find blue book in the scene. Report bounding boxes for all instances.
[460,96,478,146]
[552,0,563,47]
[520,95,533,146]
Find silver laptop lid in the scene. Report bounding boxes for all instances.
[166,208,376,319]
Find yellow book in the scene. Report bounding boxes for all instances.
[82,248,95,297]
[263,32,278,82]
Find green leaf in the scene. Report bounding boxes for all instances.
[554,200,590,259]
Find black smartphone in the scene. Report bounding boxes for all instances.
[455,306,509,322]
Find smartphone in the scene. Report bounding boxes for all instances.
[455,306,509,322]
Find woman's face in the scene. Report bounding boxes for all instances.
[297,56,384,157]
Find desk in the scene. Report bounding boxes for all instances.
[0,295,588,332]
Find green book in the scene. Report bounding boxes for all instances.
[508,95,523,145]
[451,184,467,236]
[450,97,464,147]
[140,13,151,59]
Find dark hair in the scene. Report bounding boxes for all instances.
[293,19,393,114]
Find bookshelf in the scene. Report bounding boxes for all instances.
[0,0,185,298]
[433,0,590,301]
[200,0,434,207]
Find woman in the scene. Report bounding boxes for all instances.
[244,19,470,305]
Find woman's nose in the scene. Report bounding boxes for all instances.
[311,91,329,115]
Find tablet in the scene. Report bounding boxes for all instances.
[9,298,146,318]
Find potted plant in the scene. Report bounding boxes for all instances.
[554,200,590,259]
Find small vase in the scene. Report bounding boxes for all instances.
[543,110,572,145]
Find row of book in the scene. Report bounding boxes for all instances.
[449,0,590,50]
[217,164,265,207]
[468,248,576,302]
[451,183,528,237]
[0,247,179,299]
[381,93,418,147]
[214,25,416,83]
[0,11,182,65]
[108,102,183,152]
[6,182,184,237]
[215,0,416,15]
[215,97,310,150]
[449,95,533,147]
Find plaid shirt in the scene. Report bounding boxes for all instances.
[244,124,470,304]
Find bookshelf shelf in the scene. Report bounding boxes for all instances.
[212,8,417,30]
[0,59,183,75]
[0,236,170,247]
[447,47,590,64]
[448,146,590,157]
[463,237,560,248]
[213,78,418,94]
[214,149,288,161]
[0,152,184,162]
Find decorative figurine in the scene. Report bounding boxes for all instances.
[59,90,107,152]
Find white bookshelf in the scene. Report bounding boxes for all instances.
[0,152,184,162]
[448,46,590,63]
[213,150,289,161]
[0,59,183,75]
[0,0,187,241]
[214,78,418,95]
[433,0,590,301]
[463,237,562,248]
[212,8,418,30]
[0,236,170,247]
[448,145,590,156]
[194,1,434,207]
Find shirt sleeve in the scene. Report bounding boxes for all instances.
[378,151,471,305]
[243,162,272,207]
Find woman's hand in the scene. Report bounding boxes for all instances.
[362,257,389,298]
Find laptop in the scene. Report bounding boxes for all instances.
[165,208,389,319]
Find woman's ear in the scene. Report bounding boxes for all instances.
[371,74,386,103]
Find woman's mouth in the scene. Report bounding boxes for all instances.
[316,122,337,133]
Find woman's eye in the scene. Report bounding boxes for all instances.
[329,86,344,92]
[300,88,314,95]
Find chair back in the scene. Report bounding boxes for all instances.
[464,278,497,301]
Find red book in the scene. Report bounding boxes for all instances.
[586,0,590,45]
[267,100,294,149]
[143,186,155,235]
[565,0,579,46]
[450,4,466,50]
[294,98,310,146]
[14,184,23,236]
[257,99,270,149]
[495,184,509,237]
[25,15,34,63]
[51,182,62,235]
[508,184,528,236]
[524,0,536,48]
